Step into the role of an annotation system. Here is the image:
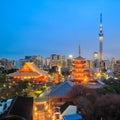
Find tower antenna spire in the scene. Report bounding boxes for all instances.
[100,13,102,24]
[78,45,81,56]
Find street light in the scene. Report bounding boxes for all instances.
[69,54,73,59]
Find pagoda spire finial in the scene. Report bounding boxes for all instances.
[78,45,81,56]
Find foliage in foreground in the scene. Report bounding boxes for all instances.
[67,84,120,120]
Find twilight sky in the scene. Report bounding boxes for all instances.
[0,0,120,60]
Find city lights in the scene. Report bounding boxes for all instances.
[69,54,73,59]
[0,1,120,120]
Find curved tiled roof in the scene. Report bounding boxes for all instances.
[7,62,48,77]
[7,72,40,77]
[74,56,85,60]
[49,81,74,97]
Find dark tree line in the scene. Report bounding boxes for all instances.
[67,85,120,120]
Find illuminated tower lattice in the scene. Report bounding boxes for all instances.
[99,13,103,66]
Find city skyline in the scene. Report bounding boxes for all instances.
[0,0,120,60]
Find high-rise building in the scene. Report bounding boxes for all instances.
[18,55,43,69]
[111,57,116,71]
[93,52,99,69]
[50,54,67,70]
[114,60,120,75]
[99,13,103,66]
[0,58,15,70]
[93,52,98,61]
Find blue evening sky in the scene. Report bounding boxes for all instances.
[0,0,120,60]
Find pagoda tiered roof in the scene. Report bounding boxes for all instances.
[74,56,85,60]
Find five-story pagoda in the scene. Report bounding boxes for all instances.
[72,46,90,83]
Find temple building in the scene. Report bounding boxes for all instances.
[72,46,90,83]
[7,62,48,82]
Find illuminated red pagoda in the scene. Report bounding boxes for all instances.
[72,46,90,83]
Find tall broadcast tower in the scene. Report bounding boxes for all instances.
[99,13,103,67]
